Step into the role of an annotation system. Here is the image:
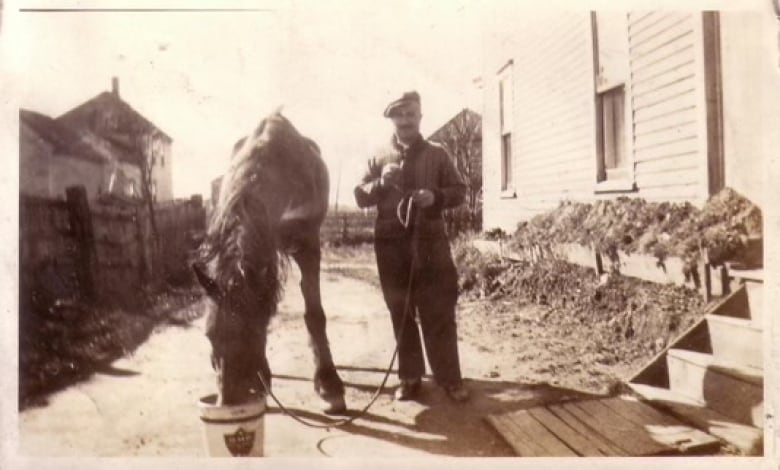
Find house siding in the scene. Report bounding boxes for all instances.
[483,13,596,232]
[481,11,721,233]
[628,12,705,203]
[19,123,55,198]
[152,141,173,201]
[20,121,107,200]
[51,155,108,199]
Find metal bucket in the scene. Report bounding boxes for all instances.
[198,394,266,457]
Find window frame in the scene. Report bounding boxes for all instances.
[592,12,636,194]
[498,60,516,198]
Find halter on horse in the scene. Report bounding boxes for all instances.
[193,111,346,414]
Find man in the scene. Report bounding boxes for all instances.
[354,91,469,402]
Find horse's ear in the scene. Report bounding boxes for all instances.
[270,105,284,116]
[192,262,223,300]
[232,137,247,157]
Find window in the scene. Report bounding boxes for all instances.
[498,61,514,194]
[599,86,626,179]
[593,12,634,190]
[501,134,512,191]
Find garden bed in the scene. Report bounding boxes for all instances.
[479,188,761,300]
[508,188,762,272]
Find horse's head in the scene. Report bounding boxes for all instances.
[196,130,286,404]
[193,253,278,405]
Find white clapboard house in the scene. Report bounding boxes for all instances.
[480,10,778,232]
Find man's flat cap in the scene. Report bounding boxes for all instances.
[384,91,421,117]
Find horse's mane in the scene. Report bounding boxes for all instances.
[199,111,322,318]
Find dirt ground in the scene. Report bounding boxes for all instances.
[19,247,625,457]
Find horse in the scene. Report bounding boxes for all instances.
[192,110,346,414]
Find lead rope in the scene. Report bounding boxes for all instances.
[254,197,419,429]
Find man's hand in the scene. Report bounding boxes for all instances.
[380,163,402,190]
[412,189,435,208]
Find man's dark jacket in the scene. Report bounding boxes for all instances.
[354,135,466,237]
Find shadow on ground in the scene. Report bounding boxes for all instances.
[270,365,609,457]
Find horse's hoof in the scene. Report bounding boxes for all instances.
[322,396,347,415]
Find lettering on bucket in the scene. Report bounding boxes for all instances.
[224,427,255,456]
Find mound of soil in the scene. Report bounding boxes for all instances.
[452,239,707,393]
[509,187,762,269]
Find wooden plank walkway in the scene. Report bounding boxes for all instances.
[486,396,721,457]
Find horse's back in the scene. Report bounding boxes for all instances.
[277,138,328,251]
[215,114,329,251]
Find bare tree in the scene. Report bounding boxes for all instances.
[118,116,163,285]
[138,134,161,240]
[430,109,482,217]
[136,129,178,288]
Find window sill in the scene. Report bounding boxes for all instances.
[596,81,625,94]
[500,188,517,199]
[593,179,636,194]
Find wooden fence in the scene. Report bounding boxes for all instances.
[154,196,207,285]
[443,205,482,236]
[321,210,375,245]
[321,206,481,245]
[19,195,81,310]
[472,239,731,302]
[20,186,206,310]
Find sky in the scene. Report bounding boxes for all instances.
[8,0,765,204]
[9,0,484,207]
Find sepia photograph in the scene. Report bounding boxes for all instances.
[2,0,779,467]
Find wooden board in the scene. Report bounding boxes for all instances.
[627,383,763,455]
[485,414,554,457]
[598,398,720,453]
[565,400,671,455]
[486,412,577,457]
[486,397,720,457]
[508,411,579,456]
[527,407,618,456]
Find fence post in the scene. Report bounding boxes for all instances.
[135,205,152,287]
[65,185,98,302]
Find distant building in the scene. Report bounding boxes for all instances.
[58,78,174,201]
[19,109,140,200]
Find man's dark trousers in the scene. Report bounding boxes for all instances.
[375,233,463,387]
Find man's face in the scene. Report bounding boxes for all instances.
[390,102,422,143]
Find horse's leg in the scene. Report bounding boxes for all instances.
[292,240,346,414]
